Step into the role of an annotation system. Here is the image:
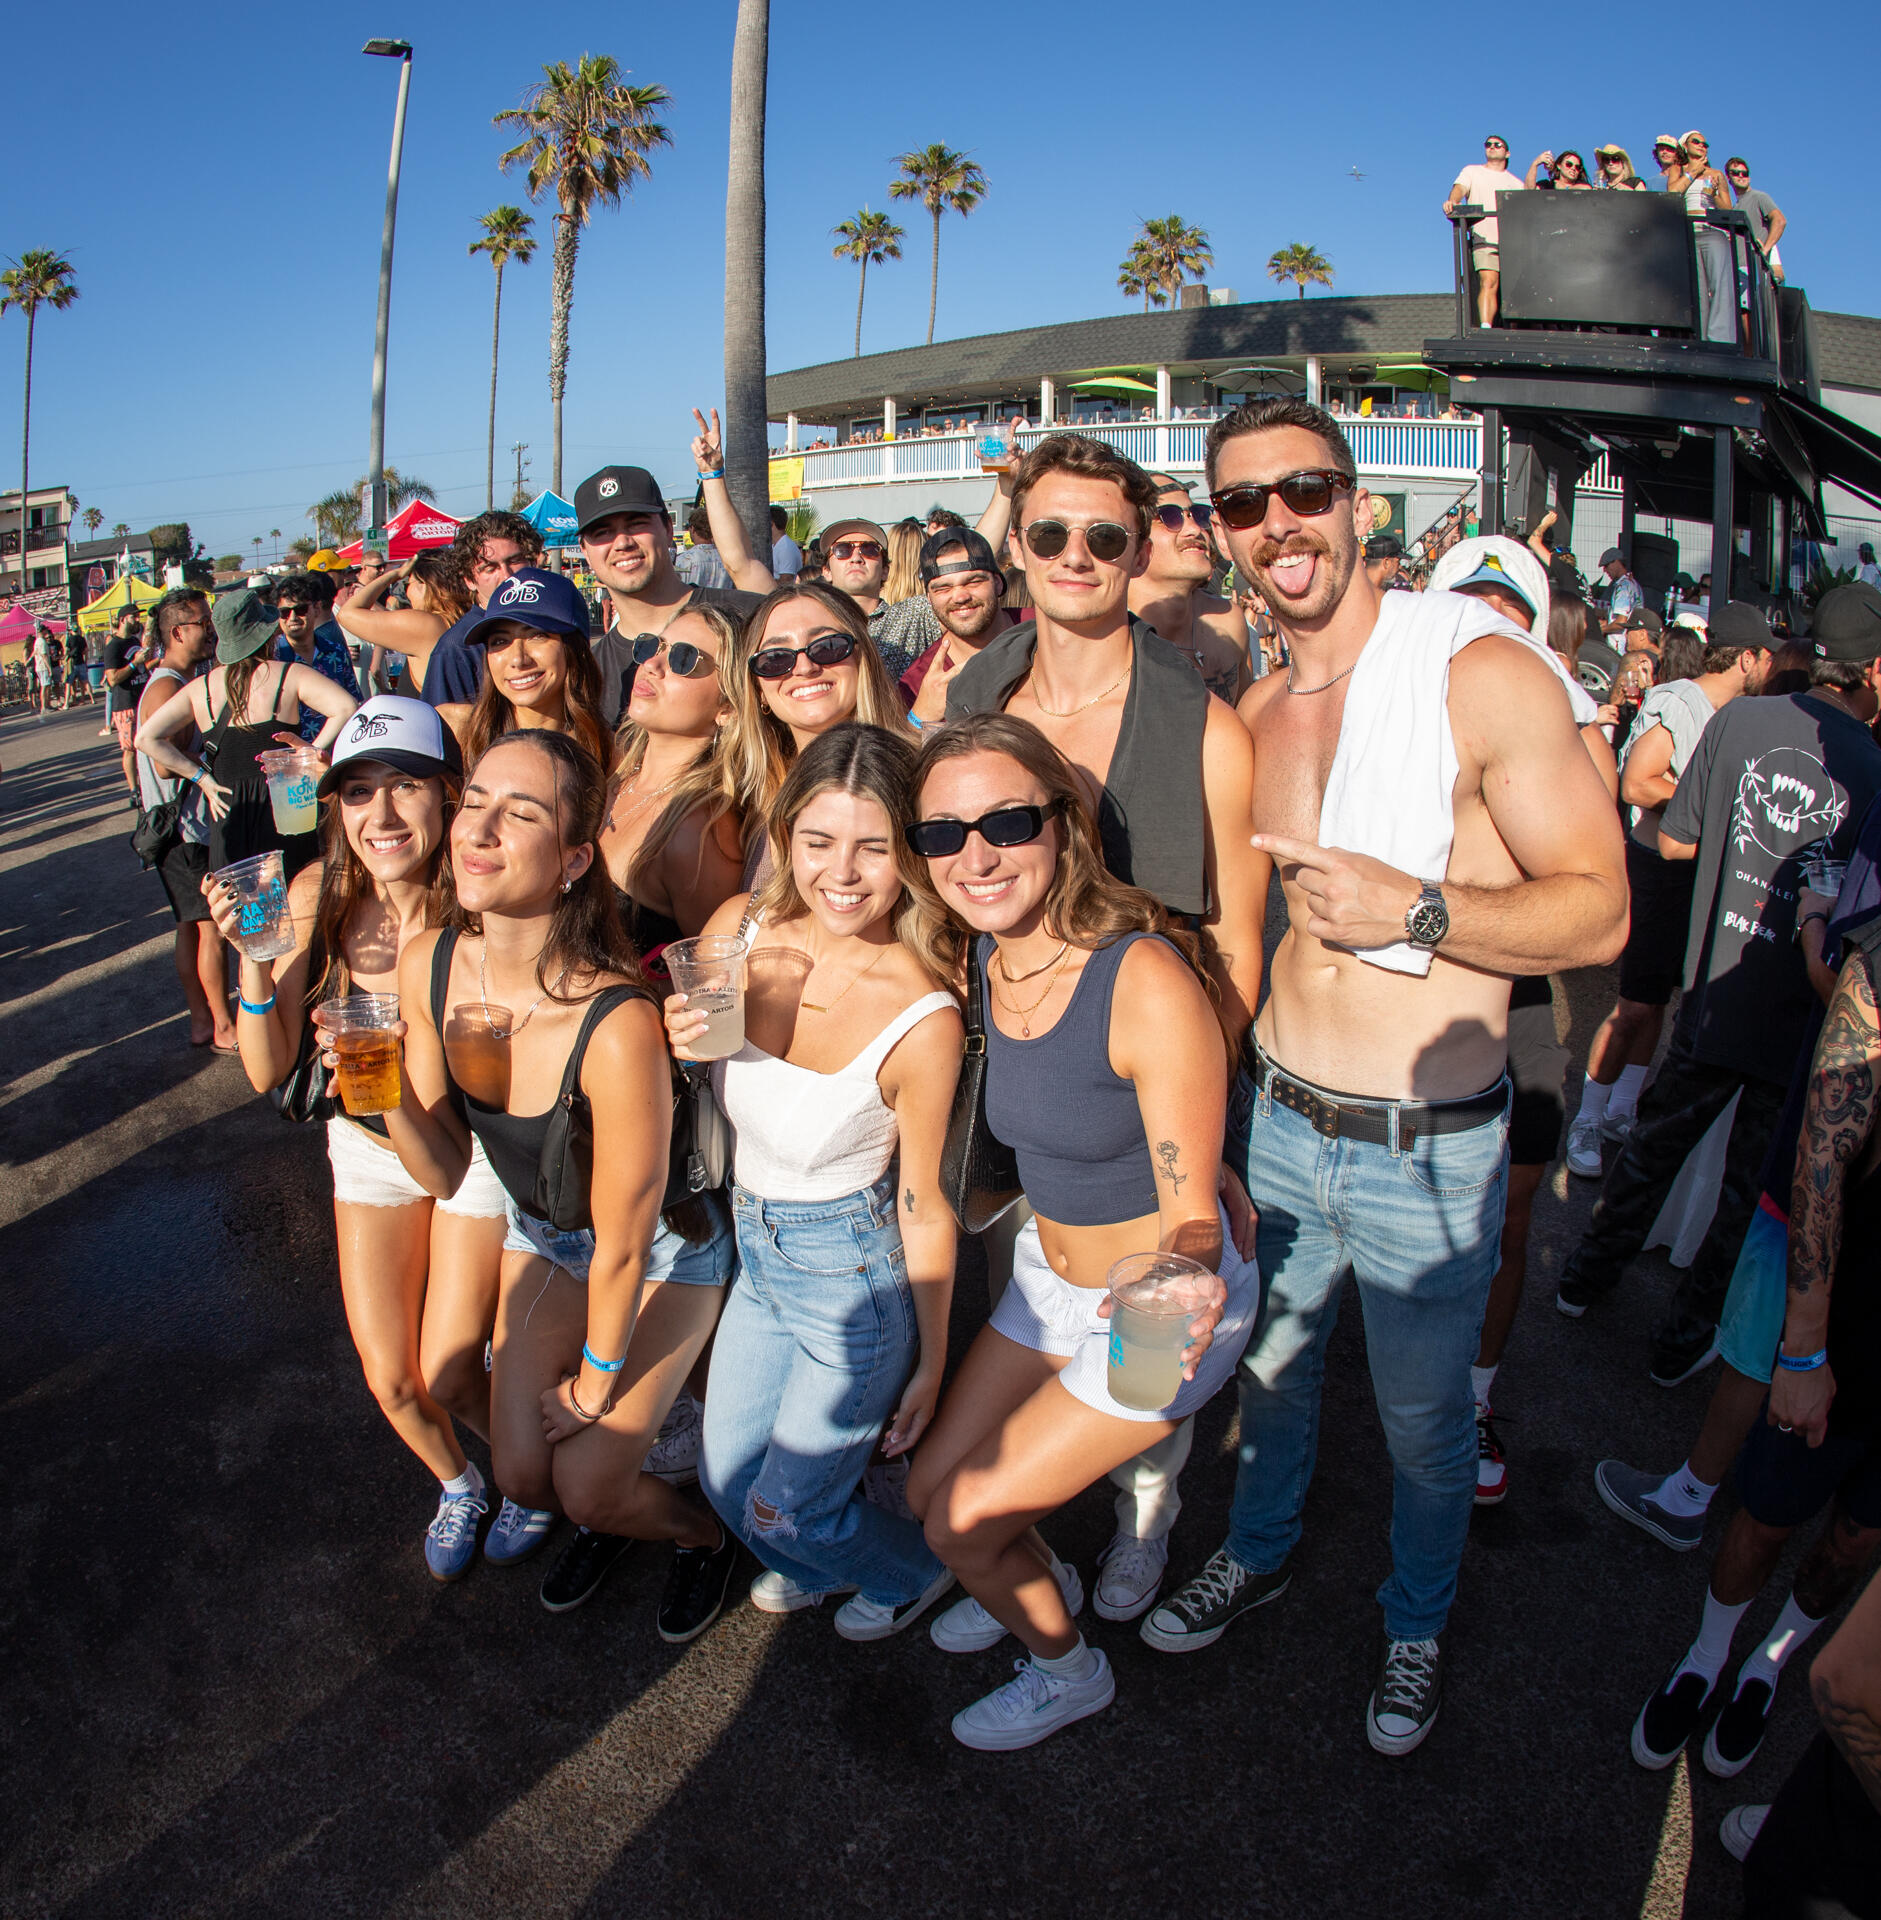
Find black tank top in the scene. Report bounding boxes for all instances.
[614,884,684,982]
[204,660,318,874]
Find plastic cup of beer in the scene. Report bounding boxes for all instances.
[215,849,295,962]
[664,935,750,1060]
[977,419,1016,474]
[1105,1251,1225,1414]
[256,746,323,836]
[444,1003,513,1109]
[319,992,403,1116]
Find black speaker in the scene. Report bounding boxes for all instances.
[1778,288,1819,401]
[1628,530,1680,605]
[1499,193,1698,331]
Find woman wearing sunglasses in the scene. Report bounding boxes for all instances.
[663,723,963,1639]
[1525,149,1590,190]
[902,713,1258,1751]
[1667,130,1737,344]
[1594,145,1645,191]
[720,580,911,885]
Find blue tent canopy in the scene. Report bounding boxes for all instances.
[520,490,580,548]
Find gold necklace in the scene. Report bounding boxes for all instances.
[609,769,685,831]
[478,938,562,1035]
[800,939,892,1014]
[996,938,1069,984]
[991,945,1072,1036]
[1032,663,1131,719]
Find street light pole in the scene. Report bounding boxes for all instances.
[363,38,413,556]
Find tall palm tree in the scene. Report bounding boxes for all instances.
[1267,242,1335,300]
[888,144,987,346]
[111,522,129,540]
[496,55,672,496]
[721,0,771,556]
[306,468,435,551]
[1117,238,1168,314]
[832,209,904,357]
[469,206,537,510]
[1131,217,1212,310]
[82,506,102,539]
[269,527,282,563]
[0,250,79,602]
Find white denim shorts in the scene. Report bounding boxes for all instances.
[326,1118,509,1217]
[989,1202,1261,1422]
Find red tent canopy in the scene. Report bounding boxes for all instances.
[335,499,464,563]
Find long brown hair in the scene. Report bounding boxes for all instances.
[409,549,469,625]
[465,626,614,778]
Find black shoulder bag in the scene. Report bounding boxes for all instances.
[131,795,185,870]
[535,986,645,1232]
[939,940,1023,1233]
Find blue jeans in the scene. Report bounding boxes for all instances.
[1228,1063,1510,1640]
[700,1175,944,1606]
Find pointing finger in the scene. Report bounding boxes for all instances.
[1250,833,1327,866]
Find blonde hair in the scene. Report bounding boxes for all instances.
[883,521,924,603]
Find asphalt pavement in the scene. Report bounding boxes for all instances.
[2,699,1811,1919]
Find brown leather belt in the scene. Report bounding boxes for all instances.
[1249,1048,1508,1148]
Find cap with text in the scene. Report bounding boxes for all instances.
[461,567,594,647]
[317,695,465,796]
[1811,584,1881,664]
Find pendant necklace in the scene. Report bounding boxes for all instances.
[992,945,1073,1037]
[479,938,559,1035]
[801,940,892,1014]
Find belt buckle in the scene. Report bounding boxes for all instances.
[1273,1072,1339,1139]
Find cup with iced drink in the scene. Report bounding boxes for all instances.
[214,849,296,962]
[319,992,404,1116]
[1105,1251,1224,1414]
[665,935,750,1060]
[256,747,323,836]
[1802,851,1847,903]
[977,418,1017,474]
[444,1003,513,1108]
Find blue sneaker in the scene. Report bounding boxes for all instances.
[484,1497,557,1566]
[424,1489,489,1583]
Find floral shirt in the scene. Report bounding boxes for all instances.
[275,622,362,741]
[869,596,942,683]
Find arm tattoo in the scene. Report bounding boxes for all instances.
[903,1187,916,1215]
[1155,1140,1188,1194]
[1811,1671,1881,1816]
[1788,950,1879,1304]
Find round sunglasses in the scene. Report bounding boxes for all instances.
[1154,501,1214,531]
[905,802,1059,860]
[631,632,716,678]
[1209,469,1355,530]
[1020,519,1132,563]
[749,631,858,680]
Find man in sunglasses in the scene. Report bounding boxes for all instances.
[901,528,1015,724]
[1443,134,1525,326]
[271,572,362,743]
[1726,158,1786,283]
[1127,474,1252,705]
[1141,396,1627,1758]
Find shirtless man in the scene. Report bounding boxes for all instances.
[1142,397,1626,1756]
[1128,473,1252,704]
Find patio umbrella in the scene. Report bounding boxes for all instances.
[1068,375,1158,397]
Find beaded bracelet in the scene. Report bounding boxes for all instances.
[239,992,276,1016]
[1775,1347,1829,1372]
[582,1343,627,1373]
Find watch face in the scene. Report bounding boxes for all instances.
[1408,891,1449,947]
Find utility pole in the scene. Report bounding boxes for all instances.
[509,442,531,512]
[362,38,414,559]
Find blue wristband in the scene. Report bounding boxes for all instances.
[239,993,276,1016]
[906,712,924,730]
[698,468,725,481]
[582,1343,627,1373]
[1775,1347,1829,1372]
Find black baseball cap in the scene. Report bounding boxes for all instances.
[574,465,668,537]
[461,567,594,646]
[1811,584,1881,663]
[1364,533,1403,560]
[920,527,1005,592]
[1624,607,1664,638]
[1709,601,1773,648]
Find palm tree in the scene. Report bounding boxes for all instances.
[1267,243,1335,300]
[1131,217,1212,311]
[0,250,79,602]
[721,0,771,556]
[832,209,904,357]
[496,55,672,496]
[888,144,987,346]
[269,527,282,563]
[306,467,437,551]
[1117,238,1168,314]
[82,506,102,539]
[111,522,129,540]
[469,206,537,510]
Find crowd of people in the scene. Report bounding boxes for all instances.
[98,397,1881,1906]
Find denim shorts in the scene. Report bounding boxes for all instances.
[501,1191,733,1287]
[1717,1196,1788,1385]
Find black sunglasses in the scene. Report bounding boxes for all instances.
[829,540,884,562]
[749,632,858,680]
[275,603,312,617]
[1020,519,1132,562]
[906,802,1059,860]
[1209,469,1355,530]
[1154,501,1214,531]
[631,632,716,678]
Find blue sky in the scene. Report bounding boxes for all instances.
[6,0,1874,559]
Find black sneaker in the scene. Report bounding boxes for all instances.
[1139,1547,1291,1652]
[540,1527,636,1613]
[1366,1635,1444,1756]
[1649,1329,1720,1389]
[1632,1660,1723,1769]
[1703,1675,1774,1778]
[1555,1267,1613,1318]
[657,1523,740,1644]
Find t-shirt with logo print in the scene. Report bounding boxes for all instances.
[1661,692,1881,1083]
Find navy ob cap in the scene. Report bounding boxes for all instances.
[461,567,593,647]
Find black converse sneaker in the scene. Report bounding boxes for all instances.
[1703,1676,1775,1778]
[1367,1636,1444,1756]
[657,1524,741,1644]
[540,1528,636,1613]
[1138,1547,1292,1653]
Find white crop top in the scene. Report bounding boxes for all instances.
[713,986,956,1203]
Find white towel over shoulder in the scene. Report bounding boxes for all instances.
[1317,588,1533,976]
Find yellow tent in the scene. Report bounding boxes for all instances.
[77,574,166,630]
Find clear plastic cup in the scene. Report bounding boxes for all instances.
[256,747,323,836]
[1105,1251,1225,1414]
[443,1003,512,1109]
[977,418,1017,474]
[1802,853,1847,902]
[319,992,403,1115]
[665,934,750,1060]
[215,850,295,962]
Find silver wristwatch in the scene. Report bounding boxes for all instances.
[1405,882,1450,949]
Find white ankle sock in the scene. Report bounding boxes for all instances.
[440,1462,484,1501]
[1471,1363,1498,1411]
[1609,1064,1648,1119]
[1652,1460,1717,1518]
[1738,1594,1828,1688]
[1575,1075,1614,1125]
[1678,1590,1751,1685]
[1034,1636,1098,1679]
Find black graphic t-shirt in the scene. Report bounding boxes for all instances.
[1663,693,1881,1083]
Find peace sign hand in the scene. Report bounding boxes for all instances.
[690,407,725,477]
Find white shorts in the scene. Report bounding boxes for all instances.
[326,1118,509,1217]
[989,1203,1261,1423]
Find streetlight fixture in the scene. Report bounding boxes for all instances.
[362,38,414,558]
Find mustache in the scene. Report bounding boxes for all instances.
[1250,532,1333,570]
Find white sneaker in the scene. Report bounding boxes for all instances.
[748,1568,851,1613]
[930,1557,1084,1653]
[645,1391,701,1485]
[1565,1116,1607,1179]
[1092,1532,1169,1621]
[833,1565,956,1642]
[1719,1804,1769,1863]
[951,1651,1116,1751]
[1602,1108,1639,1145]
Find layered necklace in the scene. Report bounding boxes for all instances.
[992,941,1073,1037]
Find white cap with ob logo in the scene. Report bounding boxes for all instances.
[316,695,465,796]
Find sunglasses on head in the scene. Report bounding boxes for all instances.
[1154,501,1214,531]
[830,540,884,562]
[1020,518,1133,562]
[905,802,1058,859]
[631,632,716,678]
[749,631,858,680]
[1209,469,1355,530]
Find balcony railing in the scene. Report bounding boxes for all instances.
[0,523,68,557]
